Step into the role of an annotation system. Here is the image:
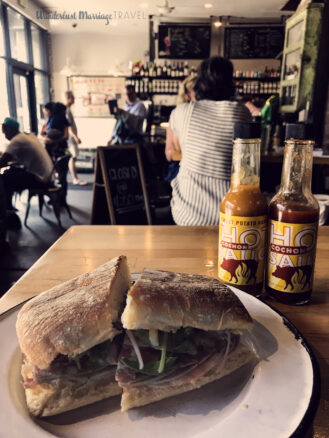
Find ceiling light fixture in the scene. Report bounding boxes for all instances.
[59,57,76,76]
[204,3,213,8]
[213,18,223,28]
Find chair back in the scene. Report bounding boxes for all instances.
[54,154,70,193]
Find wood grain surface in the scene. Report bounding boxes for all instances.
[0,225,328,436]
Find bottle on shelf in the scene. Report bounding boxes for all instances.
[266,123,319,305]
[167,62,172,77]
[171,62,176,77]
[144,63,149,77]
[184,62,189,77]
[179,62,184,77]
[163,61,167,77]
[157,62,162,76]
[139,63,145,76]
[149,61,154,77]
[218,122,267,297]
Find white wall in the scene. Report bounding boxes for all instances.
[51,32,148,101]
[50,31,148,148]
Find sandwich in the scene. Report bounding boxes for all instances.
[16,255,131,417]
[116,269,255,411]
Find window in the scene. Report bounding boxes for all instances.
[31,24,45,69]
[1,3,50,133]
[7,8,28,62]
[34,71,49,130]
[13,72,31,132]
[0,58,10,121]
[0,16,5,56]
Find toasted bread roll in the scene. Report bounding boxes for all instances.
[16,256,131,416]
[122,269,252,332]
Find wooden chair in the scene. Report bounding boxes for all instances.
[24,155,72,227]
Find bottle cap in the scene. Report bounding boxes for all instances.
[233,122,261,139]
[285,123,314,140]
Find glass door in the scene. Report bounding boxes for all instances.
[13,69,32,132]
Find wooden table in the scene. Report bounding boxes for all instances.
[0,225,328,436]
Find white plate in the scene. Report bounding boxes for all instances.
[0,287,319,438]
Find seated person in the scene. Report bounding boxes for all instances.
[109,85,147,144]
[0,117,53,210]
[168,56,252,226]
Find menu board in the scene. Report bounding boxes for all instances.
[158,24,210,59]
[68,76,126,117]
[225,27,284,59]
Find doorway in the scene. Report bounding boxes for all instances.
[12,68,36,133]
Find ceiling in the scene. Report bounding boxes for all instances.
[36,0,289,35]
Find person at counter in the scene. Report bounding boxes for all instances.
[108,85,147,145]
[167,56,251,226]
[65,91,87,186]
[0,117,53,211]
[42,102,70,161]
[165,75,197,182]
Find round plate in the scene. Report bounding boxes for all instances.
[0,286,320,438]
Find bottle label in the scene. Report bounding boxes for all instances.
[267,220,318,293]
[218,214,267,285]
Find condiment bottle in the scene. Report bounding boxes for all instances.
[218,122,268,296]
[266,123,319,304]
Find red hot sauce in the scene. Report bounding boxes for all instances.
[266,123,319,305]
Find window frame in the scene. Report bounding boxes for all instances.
[0,1,50,133]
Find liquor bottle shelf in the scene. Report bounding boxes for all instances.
[127,75,280,82]
[126,75,187,80]
[233,77,281,81]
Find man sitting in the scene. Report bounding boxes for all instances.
[109,85,147,144]
[0,117,53,212]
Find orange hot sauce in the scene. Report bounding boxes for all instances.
[218,123,267,297]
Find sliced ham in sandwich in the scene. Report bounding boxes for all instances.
[116,269,255,411]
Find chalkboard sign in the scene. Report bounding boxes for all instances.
[91,145,152,225]
[158,24,211,59]
[225,26,284,59]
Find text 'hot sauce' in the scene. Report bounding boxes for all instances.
[218,123,267,296]
[266,123,319,304]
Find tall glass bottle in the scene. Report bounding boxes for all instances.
[266,123,319,304]
[218,123,268,296]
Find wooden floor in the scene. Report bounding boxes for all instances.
[0,173,94,296]
[0,173,173,296]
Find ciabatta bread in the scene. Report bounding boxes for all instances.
[17,256,131,370]
[122,269,252,332]
[25,368,122,417]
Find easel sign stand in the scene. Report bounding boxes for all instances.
[91,144,152,225]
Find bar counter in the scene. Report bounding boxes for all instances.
[0,225,328,436]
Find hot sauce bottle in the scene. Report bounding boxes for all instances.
[218,123,268,296]
[266,123,319,304]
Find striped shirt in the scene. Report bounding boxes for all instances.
[170,100,252,225]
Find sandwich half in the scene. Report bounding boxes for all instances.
[117,269,255,411]
[16,255,131,417]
